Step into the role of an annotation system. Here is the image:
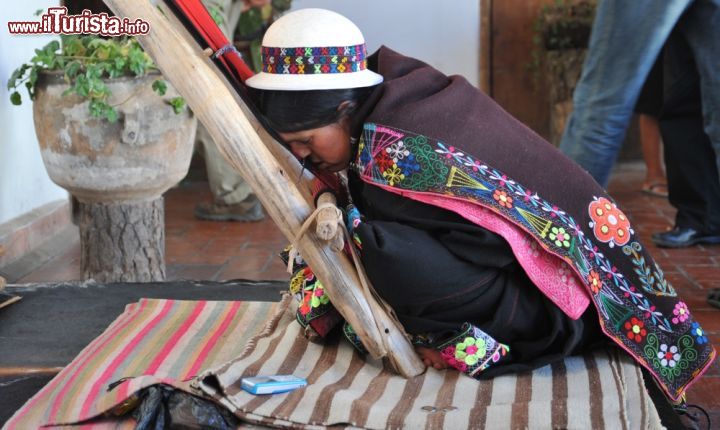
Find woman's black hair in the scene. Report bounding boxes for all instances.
[248,86,377,133]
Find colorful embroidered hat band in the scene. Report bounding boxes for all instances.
[261,44,368,75]
[245,9,383,90]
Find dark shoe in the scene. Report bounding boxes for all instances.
[194,195,265,222]
[708,288,720,310]
[651,226,720,248]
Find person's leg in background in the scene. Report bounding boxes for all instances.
[635,56,667,197]
[679,0,720,183]
[194,125,264,221]
[559,0,691,188]
[668,0,720,311]
[194,0,265,222]
[638,114,667,197]
[652,30,720,248]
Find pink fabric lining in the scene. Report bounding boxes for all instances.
[385,188,591,319]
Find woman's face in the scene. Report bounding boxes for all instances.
[278,116,352,172]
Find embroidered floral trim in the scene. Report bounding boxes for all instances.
[588,197,633,248]
[353,121,715,401]
[549,226,571,248]
[672,302,690,325]
[588,270,602,295]
[691,322,708,345]
[342,322,368,354]
[644,333,698,382]
[281,247,338,331]
[622,241,677,297]
[436,323,509,378]
[493,190,513,209]
[624,317,647,343]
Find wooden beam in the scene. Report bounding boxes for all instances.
[102,0,424,377]
[479,0,493,94]
[0,367,63,377]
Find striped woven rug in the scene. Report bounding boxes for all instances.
[3,298,280,429]
[200,297,664,430]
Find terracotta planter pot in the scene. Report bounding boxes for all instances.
[33,71,196,202]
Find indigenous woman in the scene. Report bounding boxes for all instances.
[245,8,715,403]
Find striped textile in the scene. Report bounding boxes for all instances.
[3,298,280,429]
[200,298,664,430]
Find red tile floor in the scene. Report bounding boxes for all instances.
[17,161,720,424]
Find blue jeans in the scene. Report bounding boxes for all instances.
[559,0,720,188]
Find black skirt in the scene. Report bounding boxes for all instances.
[348,171,605,376]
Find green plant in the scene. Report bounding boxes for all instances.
[234,0,292,72]
[7,35,185,122]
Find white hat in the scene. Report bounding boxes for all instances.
[245,8,383,91]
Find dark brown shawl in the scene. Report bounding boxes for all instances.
[348,46,715,401]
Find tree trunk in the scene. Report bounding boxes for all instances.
[79,198,165,282]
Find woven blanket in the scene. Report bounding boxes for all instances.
[199,297,663,430]
[3,298,279,429]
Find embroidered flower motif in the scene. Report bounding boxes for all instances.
[526,239,541,258]
[493,189,513,209]
[467,159,483,172]
[385,141,410,163]
[588,197,632,247]
[435,142,465,163]
[375,151,394,172]
[289,270,305,295]
[309,283,330,308]
[454,336,487,366]
[557,264,571,284]
[520,188,538,204]
[299,288,313,316]
[691,322,708,344]
[671,302,690,325]
[657,344,681,368]
[624,317,647,343]
[489,171,515,188]
[382,164,406,186]
[397,153,420,175]
[549,226,571,248]
[440,345,467,373]
[588,270,602,294]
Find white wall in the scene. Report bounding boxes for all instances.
[0,2,68,225]
[289,0,481,87]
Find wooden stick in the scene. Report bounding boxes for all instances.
[315,192,341,240]
[315,191,345,252]
[0,294,21,310]
[103,0,424,377]
[0,367,63,377]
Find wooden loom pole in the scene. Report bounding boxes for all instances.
[103,0,424,377]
